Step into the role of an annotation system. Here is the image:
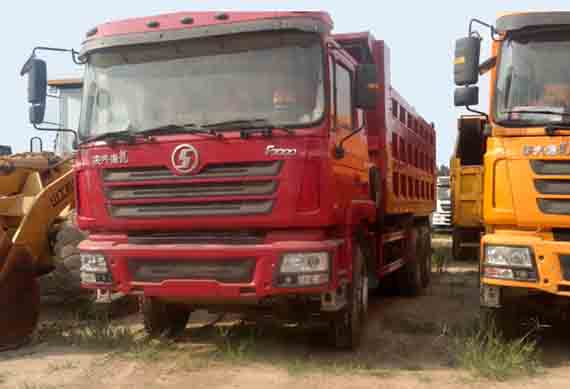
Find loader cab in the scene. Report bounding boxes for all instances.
[48,79,83,156]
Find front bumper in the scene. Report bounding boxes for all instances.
[481,232,570,298]
[79,235,344,303]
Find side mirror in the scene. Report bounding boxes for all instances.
[21,58,47,124]
[454,37,481,86]
[29,105,46,125]
[355,64,378,110]
[454,86,479,107]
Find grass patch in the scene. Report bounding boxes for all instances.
[452,318,542,381]
[432,246,451,273]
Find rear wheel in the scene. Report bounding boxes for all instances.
[396,226,424,296]
[141,297,191,337]
[419,225,432,288]
[329,244,368,350]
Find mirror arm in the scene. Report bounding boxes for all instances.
[335,117,367,159]
[469,18,502,41]
[465,106,489,120]
[32,124,78,149]
[21,47,85,75]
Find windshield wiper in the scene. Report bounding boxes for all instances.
[203,118,293,139]
[83,128,137,145]
[139,124,223,139]
[502,109,570,117]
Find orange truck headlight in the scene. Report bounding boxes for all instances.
[483,245,537,282]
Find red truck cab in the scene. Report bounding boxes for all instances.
[22,11,436,349]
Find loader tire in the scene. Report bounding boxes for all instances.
[39,220,87,304]
[142,297,191,337]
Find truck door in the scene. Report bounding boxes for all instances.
[328,52,369,202]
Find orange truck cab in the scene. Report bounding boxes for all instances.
[453,12,570,322]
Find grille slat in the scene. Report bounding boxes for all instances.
[107,181,277,200]
[537,199,570,215]
[535,179,570,195]
[109,200,274,218]
[560,255,570,281]
[128,258,255,283]
[128,231,265,245]
[104,161,282,182]
[104,161,281,219]
[531,160,570,176]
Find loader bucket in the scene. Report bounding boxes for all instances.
[0,241,39,351]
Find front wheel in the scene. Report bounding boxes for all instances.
[329,244,368,350]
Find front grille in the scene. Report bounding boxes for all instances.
[109,200,274,218]
[128,231,266,245]
[128,258,255,283]
[103,161,281,219]
[532,160,570,216]
[560,255,570,281]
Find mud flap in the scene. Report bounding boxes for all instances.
[0,240,40,350]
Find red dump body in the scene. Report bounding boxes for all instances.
[76,11,435,348]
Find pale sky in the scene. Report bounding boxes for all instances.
[2,0,568,165]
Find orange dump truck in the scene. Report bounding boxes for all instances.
[453,12,570,324]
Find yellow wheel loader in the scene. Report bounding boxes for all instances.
[0,151,74,349]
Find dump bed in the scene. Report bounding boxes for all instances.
[334,33,436,218]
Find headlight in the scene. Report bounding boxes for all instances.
[485,246,533,268]
[280,252,329,273]
[276,252,330,287]
[80,252,109,273]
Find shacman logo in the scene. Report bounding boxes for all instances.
[171,144,199,174]
[523,143,570,157]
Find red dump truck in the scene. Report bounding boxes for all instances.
[21,11,436,349]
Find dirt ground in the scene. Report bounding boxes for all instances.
[3,236,570,388]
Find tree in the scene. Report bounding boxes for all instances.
[438,165,450,176]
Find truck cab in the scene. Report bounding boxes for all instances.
[21,11,435,349]
[454,11,570,322]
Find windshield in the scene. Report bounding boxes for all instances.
[437,186,450,201]
[495,31,570,126]
[79,32,324,139]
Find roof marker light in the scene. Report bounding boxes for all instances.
[215,13,229,21]
[180,16,195,25]
[147,20,160,28]
[86,27,98,38]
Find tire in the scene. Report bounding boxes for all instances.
[420,225,432,288]
[396,226,423,297]
[142,297,191,337]
[39,218,87,303]
[329,244,368,350]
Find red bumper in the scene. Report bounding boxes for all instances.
[79,236,344,302]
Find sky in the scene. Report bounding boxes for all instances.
[2,0,568,165]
